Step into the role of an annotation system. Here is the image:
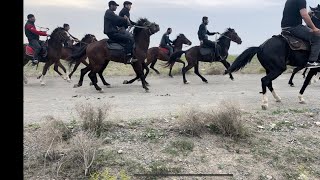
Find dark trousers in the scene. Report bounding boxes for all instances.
[203,39,216,49]
[287,25,320,62]
[29,39,44,59]
[160,44,173,55]
[107,31,134,55]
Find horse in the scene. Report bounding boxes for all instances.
[225,31,320,110]
[288,4,320,87]
[165,28,242,84]
[61,34,97,79]
[33,34,97,82]
[70,18,160,92]
[23,27,69,85]
[145,33,192,78]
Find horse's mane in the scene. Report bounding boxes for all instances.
[217,28,234,41]
[133,18,151,39]
[81,34,94,41]
[51,27,64,36]
[172,34,184,44]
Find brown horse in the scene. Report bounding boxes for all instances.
[24,27,69,85]
[60,34,97,79]
[166,28,242,84]
[145,34,192,78]
[71,18,160,92]
[34,34,97,82]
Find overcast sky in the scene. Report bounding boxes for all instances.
[24,0,318,54]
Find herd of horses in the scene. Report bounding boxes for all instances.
[24,14,319,110]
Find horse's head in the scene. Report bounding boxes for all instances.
[174,34,192,46]
[310,4,320,19]
[50,27,69,43]
[223,28,242,45]
[134,18,160,38]
[82,34,97,43]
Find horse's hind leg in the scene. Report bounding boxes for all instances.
[182,62,194,84]
[55,61,71,82]
[98,61,111,87]
[74,66,90,88]
[150,59,160,75]
[170,59,185,78]
[288,67,304,87]
[194,62,208,83]
[298,68,318,104]
[261,70,284,110]
[88,69,102,92]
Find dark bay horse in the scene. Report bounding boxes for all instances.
[71,18,160,92]
[60,34,97,79]
[166,28,242,84]
[145,34,192,78]
[288,5,320,86]
[23,27,69,85]
[34,34,97,82]
[226,34,320,110]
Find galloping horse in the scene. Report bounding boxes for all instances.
[145,34,191,78]
[166,28,242,84]
[288,4,320,86]
[23,27,69,85]
[61,34,97,79]
[226,26,320,109]
[70,18,159,92]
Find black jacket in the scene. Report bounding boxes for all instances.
[119,7,136,29]
[197,23,216,41]
[160,33,173,47]
[104,9,128,34]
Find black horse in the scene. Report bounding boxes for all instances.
[226,30,320,110]
[288,4,320,86]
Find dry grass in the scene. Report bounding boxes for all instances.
[76,103,113,137]
[176,101,248,140]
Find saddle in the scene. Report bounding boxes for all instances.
[106,39,126,50]
[159,47,170,55]
[199,42,222,62]
[280,31,310,51]
[25,43,48,62]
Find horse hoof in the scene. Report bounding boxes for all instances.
[73,84,80,88]
[299,101,306,104]
[261,104,268,110]
[184,81,190,84]
[89,82,93,86]
[67,79,72,83]
[98,89,104,93]
[105,85,111,88]
[289,84,295,87]
[123,80,128,84]
[37,75,42,79]
[276,99,282,103]
[203,81,208,84]
[145,89,150,93]
[169,76,173,78]
[40,82,46,86]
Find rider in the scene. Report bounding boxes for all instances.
[62,23,79,47]
[25,14,49,64]
[104,1,137,64]
[198,16,219,61]
[281,0,320,68]
[119,1,136,30]
[159,28,174,56]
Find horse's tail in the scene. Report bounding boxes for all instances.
[69,44,88,68]
[164,50,186,67]
[226,47,260,73]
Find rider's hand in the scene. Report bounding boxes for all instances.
[312,28,320,35]
[75,38,80,42]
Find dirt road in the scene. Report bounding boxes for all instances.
[23,74,319,124]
